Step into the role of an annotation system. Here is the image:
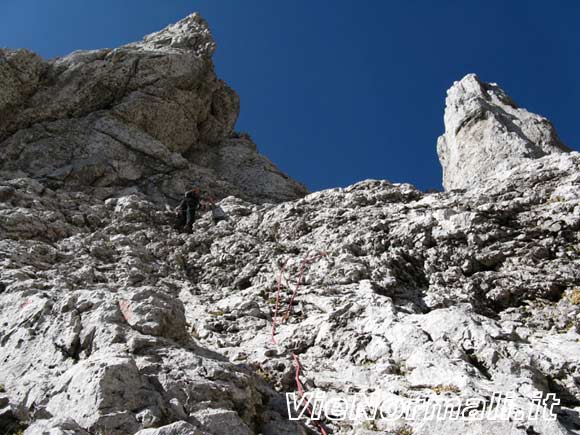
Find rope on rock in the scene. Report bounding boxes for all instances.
[283,251,327,323]
[271,263,286,345]
[270,251,329,435]
[271,251,327,343]
[292,352,328,435]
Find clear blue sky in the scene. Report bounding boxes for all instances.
[1,1,578,191]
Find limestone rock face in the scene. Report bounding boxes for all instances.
[0,150,578,435]
[437,74,571,190]
[1,13,579,435]
[0,13,307,204]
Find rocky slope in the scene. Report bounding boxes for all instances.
[1,13,579,435]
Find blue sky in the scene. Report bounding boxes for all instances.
[1,1,578,191]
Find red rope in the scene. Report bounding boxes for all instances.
[292,352,328,435]
[271,263,286,345]
[292,353,305,396]
[270,251,329,435]
[283,252,326,323]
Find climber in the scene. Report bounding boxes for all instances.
[175,187,201,233]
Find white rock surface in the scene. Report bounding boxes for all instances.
[437,73,571,191]
[0,13,579,435]
[0,150,577,434]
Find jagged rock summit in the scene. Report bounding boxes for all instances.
[0,13,307,204]
[437,73,572,191]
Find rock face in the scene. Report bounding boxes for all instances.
[0,13,307,204]
[437,74,571,191]
[0,151,579,435]
[0,13,579,435]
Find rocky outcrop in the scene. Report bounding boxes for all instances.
[0,180,306,435]
[0,149,579,435]
[0,13,579,435]
[437,74,571,191]
[0,14,307,204]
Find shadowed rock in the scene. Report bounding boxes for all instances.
[0,13,307,204]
